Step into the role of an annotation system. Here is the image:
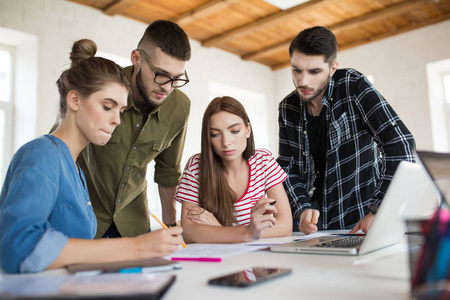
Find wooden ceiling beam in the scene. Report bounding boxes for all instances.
[201,0,331,48]
[270,10,450,71]
[242,41,290,61]
[103,0,140,16]
[329,0,432,34]
[171,0,241,26]
[271,61,291,71]
[337,11,450,51]
[243,0,433,61]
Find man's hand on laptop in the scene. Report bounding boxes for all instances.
[299,209,320,235]
[348,213,375,234]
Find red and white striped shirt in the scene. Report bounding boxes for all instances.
[176,149,287,225]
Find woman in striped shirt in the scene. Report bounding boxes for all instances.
[176,96,292,243]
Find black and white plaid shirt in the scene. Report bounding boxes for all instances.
[277,68,416,230]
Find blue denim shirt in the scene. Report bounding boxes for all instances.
[0,135,96,273]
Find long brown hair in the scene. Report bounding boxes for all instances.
[198,96,255,225]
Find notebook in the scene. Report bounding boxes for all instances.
[66,257,181,274]
[0,273,176,300]
[270,161,437,255]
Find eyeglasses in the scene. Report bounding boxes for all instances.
[136,49,189,88]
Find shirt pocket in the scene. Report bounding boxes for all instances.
[152,141,172,152]
[329,113,352,150]
[138,140,173,167]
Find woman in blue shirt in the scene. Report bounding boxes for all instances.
[0,39,184,274]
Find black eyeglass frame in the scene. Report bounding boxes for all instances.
[136,48,189,88]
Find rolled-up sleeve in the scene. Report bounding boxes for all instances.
[19,229,68,273]
[154,121,188,186]
[352,74,416,207]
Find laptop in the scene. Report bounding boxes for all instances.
[270,161,438,255]
[408,151,450,297]
[415,150,450,206]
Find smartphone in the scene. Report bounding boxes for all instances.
[208,267,292,287]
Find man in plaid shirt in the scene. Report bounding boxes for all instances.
[277,26,415,235]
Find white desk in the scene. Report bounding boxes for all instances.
[163,234,412,300]
[0,233,413,300]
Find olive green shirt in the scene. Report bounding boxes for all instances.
[78,66,191,238]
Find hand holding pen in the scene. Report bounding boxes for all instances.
[247,198,278,240]
[148,210,187,248]
[299,209,320,235]
[134,226,184,257]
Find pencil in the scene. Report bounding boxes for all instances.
[311,210,316,225]
[148,210,187,248]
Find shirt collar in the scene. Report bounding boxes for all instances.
[148,105,162,121]
[123,65,162,121]
[123,66,135,109]
[322,75,336,105]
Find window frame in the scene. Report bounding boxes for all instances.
[0,43,15,183]
[443,72,450,104]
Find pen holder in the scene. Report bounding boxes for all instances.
[406,207,450,299]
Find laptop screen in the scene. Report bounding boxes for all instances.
[416,151,450,206]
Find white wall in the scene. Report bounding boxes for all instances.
[274,20,450,151]
[1,0,450,217]
[0,0,276,151]
[0,27,38,158]
[0,0,275,217]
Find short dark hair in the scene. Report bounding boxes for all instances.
[289,26,337,65]
[138,20,191,61]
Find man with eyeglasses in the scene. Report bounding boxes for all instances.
[78,20,192,238]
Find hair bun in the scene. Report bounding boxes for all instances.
[70,39,97,66]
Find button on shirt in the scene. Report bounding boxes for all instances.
[277,68,416,230]
[78,66,191,238]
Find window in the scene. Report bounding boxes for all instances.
[0,27,38,184]
[427,59,450,152]
[444,73,450,104]
[208,81,270,149]
[0,45,14,183]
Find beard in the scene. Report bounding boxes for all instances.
[295,75,330,103]
[136,69,166,111]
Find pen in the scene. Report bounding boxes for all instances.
[171,257,222,262]
[148,210,187,248]
[119,267,142,273]
[269,201,277,205]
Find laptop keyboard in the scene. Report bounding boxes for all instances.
[315,236,365,248]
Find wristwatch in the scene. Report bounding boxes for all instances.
[370,205,379,214]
